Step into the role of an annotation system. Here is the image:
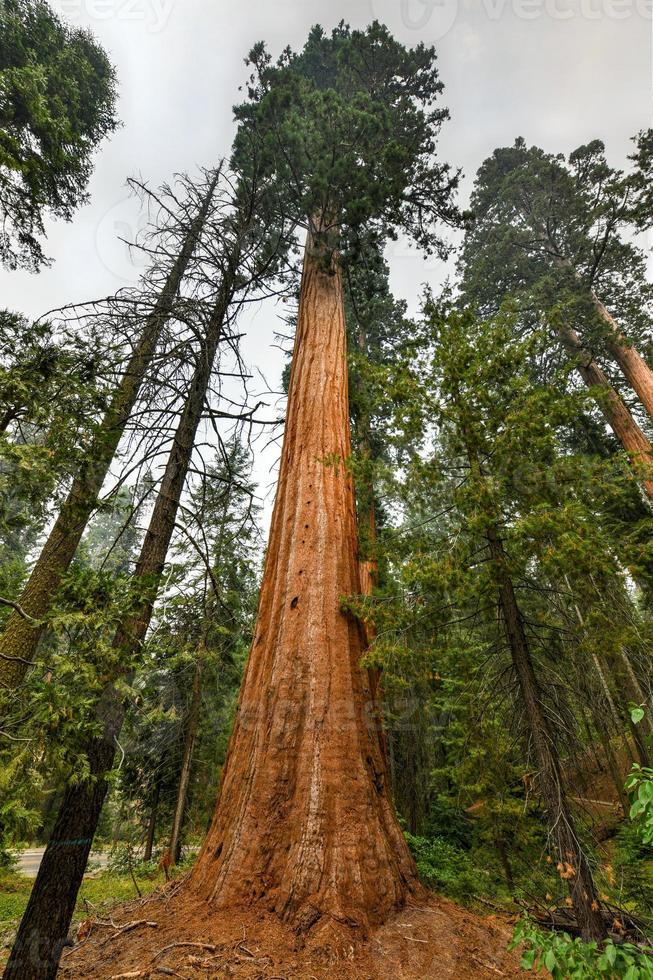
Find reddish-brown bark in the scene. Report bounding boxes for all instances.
[189,234,418,936]
[592,292,653,424]
[555,320,653,501]
[549,247,653,424]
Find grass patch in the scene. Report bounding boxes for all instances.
[0,865,180,962]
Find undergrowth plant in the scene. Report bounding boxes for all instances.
[511,919,653,979]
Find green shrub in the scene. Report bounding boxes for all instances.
[106,842,158,879]
[511,917,653,979]
[405,832,485,901]
[626,764,653,847]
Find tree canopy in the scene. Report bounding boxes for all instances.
[0,0,118,270]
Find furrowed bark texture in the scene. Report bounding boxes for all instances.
[486,527,606,942]
[3,293,228,980]
[555,320,653,501]
[0,177,218,691]
[189,237,418,935]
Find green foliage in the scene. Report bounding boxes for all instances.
[626,766,653,846]
[348,296,651,919]
[0,0,118,269]
[405,833,483,902]
[511,919,653,979]
[113,438,259,852]
[628,128,653,230]
[106,842,159,879]
[612,822,653,920]
[232,21,458,259]
[0,866,184,932]
[461,137,653,373]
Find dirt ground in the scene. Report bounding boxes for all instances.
[61,881,531,979]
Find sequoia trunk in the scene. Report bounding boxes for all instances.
[593,292,653,423]
[0,173,218,691]
[549,246,653,425]
[189,232,418,937]
[554,320,653,501]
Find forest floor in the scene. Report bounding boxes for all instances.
[60,880,530,979]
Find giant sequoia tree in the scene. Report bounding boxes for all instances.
[0,0,118,269]
[188,22,458,937]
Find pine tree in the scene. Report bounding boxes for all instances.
[628,128,653,230]
[4,167,287,980]
[362,303,617,939]
[0,170,219,692]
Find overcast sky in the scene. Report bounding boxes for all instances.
[2,0,652,510]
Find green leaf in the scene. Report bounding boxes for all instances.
[521,948,537,970]
[632,707,646,725]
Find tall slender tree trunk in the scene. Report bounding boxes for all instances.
[0,172,219,691]
[562,572,631,786]
[578,702,604,775]
[493,825,516,895]
[594,720,627,811]
[143,779,161,863]
[485,526,606,941]
[189,230,418,939]
[3,281,231,980]
[626,712,652,769]
[170,651,203,865]
[553,320,653,501]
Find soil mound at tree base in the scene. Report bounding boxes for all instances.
[61,886,529,978]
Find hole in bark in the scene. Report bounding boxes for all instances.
[299,570,303,575]
[290,596,299,609]
[295,904,322,934]
[214,843,223,860]
[304,524,309,529]
[366,755,384,793]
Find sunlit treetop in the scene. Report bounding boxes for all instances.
[231,21,460,260]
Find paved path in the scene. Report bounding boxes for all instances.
[15,848,109,878]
